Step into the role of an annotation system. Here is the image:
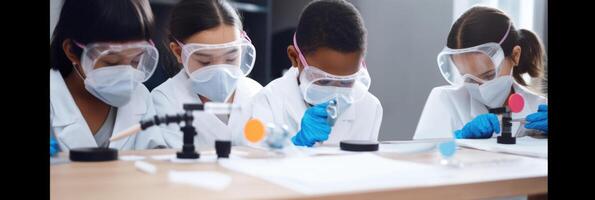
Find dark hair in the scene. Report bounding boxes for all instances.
[446,6,546,86]
[50,0,156,78]
[295,0,367,55]
[168,0,242,43]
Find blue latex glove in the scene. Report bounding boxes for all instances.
[525,104,548,134]
[50,137,59,157]
[292,101,332,147]
[454,113,500,139]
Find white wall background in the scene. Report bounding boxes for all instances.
[354,0,454,140]
[50,0,63,39]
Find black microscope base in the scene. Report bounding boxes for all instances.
[177,152,200,159]
[497,136,516,144]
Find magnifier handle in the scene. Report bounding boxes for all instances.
[313,141,324,147]
[326,100,338,126]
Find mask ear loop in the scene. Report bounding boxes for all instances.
[171,37,192,77]
[241,31,252,43]
[72,62,86,80]
[70,40,87,80]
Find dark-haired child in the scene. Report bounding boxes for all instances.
[50,0,166,150]
[249,0,383,147]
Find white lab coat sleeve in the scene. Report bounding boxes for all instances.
[249,88,276,125]
[134,94,167,149]
[232,90,273,147]
[232,105,250,146]
[370,99,383,141]
[231,97,254,146]
[538,96,547,105]
[413,87,455,139]
[151,89,174,116]
[151,90,183,148]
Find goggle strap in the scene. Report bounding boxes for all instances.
[293,33,367,70]
[498,21,512,44]
[173,38,185,48]
[73,40,86,49]
[292,33,310,68]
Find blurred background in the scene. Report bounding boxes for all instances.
[50,0,548,141]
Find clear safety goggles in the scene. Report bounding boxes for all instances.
[75,40,158,82]
[293,34,371,104]
[436,22,512,85]
[177,33,256,77]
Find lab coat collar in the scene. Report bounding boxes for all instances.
[468,95,489,119]
[170,71,204,104]
[50,70,78,126]
[227,76,257,129]
[233,78,253,106]
[109,88,149,149]
[168,71,238,139]
[50,69,147,149]
[275,67,307,126]
[338,102,356,121]
[50,69,97,148]
[50,70,148,119]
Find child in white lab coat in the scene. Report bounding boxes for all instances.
[49,0,166,150]
[151,0,263,148]
[414,6,547,140]
[249,0,383,147]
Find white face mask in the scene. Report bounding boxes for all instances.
[464,75,513,108]
[188,64,242,103]
[82,65,141,107]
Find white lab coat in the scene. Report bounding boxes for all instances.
[50,69,166,150]
[151,71,263,148]
[414,82,547,139]
[248,67,383,145]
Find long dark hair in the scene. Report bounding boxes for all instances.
[168,0,242,43]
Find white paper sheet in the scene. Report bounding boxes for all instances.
[119,155,146,161]
[220,153,436,194]
[378,143,437,154]
[150,154,174,161]
[294,146,356,156]
[168,170,232,191]
[294,143,438,155]
[219,153,547,195]
[456,137,547,158]
[292,141,440,156]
